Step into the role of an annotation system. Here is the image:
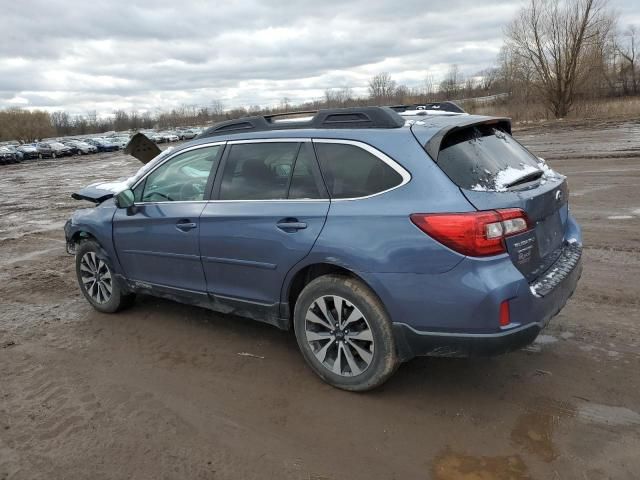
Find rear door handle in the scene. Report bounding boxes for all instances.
[176,220,197,232]
[277,218,307,232]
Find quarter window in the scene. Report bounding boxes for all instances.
[136,145,221,202]
[219,143,300,200]
[313,142,403,198]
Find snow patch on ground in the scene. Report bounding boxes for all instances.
[608,215,634,220]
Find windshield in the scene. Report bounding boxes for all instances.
[437,126,543,191]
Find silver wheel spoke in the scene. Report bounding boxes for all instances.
[346,329,373,342]
[306,310,333,331]
[306,330,332,342]
[347,339,373,364]
[314,338,335,363]
[305,294,374,377]
[316,297,337,328]
[343,343,362,376]
[334,296,343,329]
[332,343,343,374]
[342,308,363,329]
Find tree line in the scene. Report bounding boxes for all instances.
[1,0,637,143]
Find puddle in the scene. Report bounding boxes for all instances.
[432,448,530,480]
[577,403,640,427]
[511,412,558,462]
[511,398,576,463]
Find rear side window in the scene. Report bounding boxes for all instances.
[437,126,542,191]
[313,142,403,198]
[219,143,299,200]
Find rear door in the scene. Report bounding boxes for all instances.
[418,122,568,280]
[199,140,329,307]
[113,144,224,292]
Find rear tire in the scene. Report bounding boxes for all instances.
[293,274,398,391]
[75,239,135,313]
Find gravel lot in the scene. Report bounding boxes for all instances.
[1,121,639,479]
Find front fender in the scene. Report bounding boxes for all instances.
[65,200,122,274]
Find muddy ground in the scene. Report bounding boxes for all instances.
[1,121,639,480]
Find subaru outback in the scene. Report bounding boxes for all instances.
[64,104,582,391]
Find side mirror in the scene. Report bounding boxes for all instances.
[115,189,135,209]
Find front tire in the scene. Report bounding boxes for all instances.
[293,274,398,391]
[75,239,135,313]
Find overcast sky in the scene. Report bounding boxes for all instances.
[1,0,638,116]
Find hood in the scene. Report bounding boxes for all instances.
[71,180,130,203]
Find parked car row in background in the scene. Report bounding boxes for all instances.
[0,126,205,166]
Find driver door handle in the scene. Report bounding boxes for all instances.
[176,219,197,232]
[276,218,307,231]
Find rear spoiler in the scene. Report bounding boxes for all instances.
[423,117,511,161]
[124,132,161,164]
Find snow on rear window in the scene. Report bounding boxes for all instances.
[436,126,562,192]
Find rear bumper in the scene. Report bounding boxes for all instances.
[393,322,542,360]
[390,242,582,361]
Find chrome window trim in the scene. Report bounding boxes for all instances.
[227,138,311,144]
[130,137,412,205]
[312,138,411,201]
[130,141,226,204]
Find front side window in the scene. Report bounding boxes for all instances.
[219,143,300,200]
[135,145,221,202]
[313,142,404,199]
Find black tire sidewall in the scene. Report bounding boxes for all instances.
[75,239,130,313]
[293,274,398,392]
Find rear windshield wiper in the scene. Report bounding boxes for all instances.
[504,170,544,189]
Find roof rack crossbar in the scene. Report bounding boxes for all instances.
[198,106,406,139]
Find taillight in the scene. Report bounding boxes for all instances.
[410,208,530,257]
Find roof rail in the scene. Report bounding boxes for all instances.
[198,106,405,139]
[390,102,466,114]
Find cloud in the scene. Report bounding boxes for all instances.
[0,0,637,114]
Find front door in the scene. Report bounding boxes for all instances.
[199,140,330,308]
[113,144,224,292]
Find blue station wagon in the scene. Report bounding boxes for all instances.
[65,104,583,391]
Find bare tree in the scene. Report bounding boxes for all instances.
[368,73,396,103]
[616,25,638,94]
[506,0,616,118]
[440,65,463,99]
[0,108,53,142]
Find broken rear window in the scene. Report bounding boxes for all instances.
[436,125,543,191]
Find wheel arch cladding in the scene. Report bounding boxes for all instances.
[284,262,382,327]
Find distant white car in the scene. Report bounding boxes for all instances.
[160,132,179,142]
[110,137,130,149]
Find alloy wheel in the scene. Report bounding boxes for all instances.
[304,295,375,377]
[79,252,113,304]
